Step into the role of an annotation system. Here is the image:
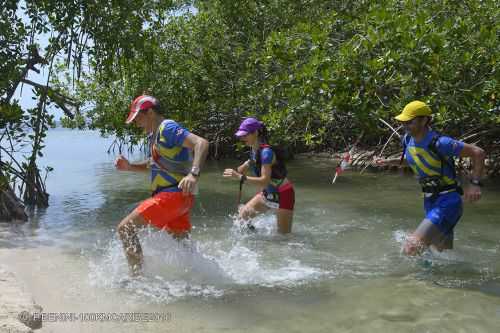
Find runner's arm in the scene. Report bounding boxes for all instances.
[237,160,251,174]
[223,164,271,188]
[178,133,209,193]
[245,163,272,187]
[459,143,485,182]
[459,143,485,202]
[129,160,150,171]
[182,133,209,172]
[115,155,149,172]
[373,156,406,167]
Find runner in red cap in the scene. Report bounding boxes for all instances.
[116,95,209,276]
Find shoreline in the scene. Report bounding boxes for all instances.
[0,265,43,332]
[293,150,499,179]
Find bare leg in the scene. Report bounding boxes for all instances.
[171,231,190,241]
[117,210,147,276]
[403,233,426,256]
[239,193,269,223]
[433,231,453,252]
[276,208,293,234]
[403,219,454,256]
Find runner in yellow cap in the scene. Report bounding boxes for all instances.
[375,100,486,255]
[394,101,432,121]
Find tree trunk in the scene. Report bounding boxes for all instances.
[0,177,28,222]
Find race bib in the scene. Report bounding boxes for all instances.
[262,190,279,209]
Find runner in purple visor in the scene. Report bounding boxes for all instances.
[223,117,295,234]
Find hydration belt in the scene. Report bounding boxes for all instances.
[419,176,463,198]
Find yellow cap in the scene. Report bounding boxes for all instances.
[395,101,432,121]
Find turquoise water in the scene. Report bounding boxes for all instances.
[1,128,499,332]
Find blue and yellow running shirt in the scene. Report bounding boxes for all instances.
[149,120,191,194]
[403,130,464,185]
[250,147,281,193]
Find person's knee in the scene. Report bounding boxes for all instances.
[239,210,249,221]
[403,242,419,256]
[238,205,254,220]
[117,220,129,238]
[403,235,425,256]
[117,217,138,240]
[118,221,142,254]
[237,206,245,219]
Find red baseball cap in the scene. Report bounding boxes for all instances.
[126,95,159,124]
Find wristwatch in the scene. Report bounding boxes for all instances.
[190,166,200,177]
[469,178,482,187]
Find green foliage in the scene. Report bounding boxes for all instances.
[0,1,28,103]
[65,0,498,156]
[1,1,186,210]
[0,102,23,127]
[3,0,499,155]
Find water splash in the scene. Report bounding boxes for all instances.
[88,216,328,303]
[87,228,227,303]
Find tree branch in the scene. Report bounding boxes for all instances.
[20,78,78,118]
[4,46,47,102]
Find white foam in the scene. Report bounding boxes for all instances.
[393,229,409,244]
[88,219,327,302]
[214,242,325,286]
[230,211,277,235]
[87,228,227,303]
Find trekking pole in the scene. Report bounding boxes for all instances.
[237,174,246,206]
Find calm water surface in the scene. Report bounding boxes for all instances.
[1,128,499,333]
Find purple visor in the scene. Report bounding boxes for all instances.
[235,117,263,137]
